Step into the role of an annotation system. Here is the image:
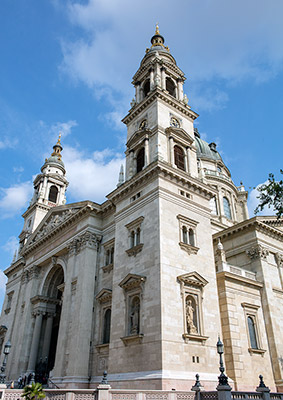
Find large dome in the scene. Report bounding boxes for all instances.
[194,128,222,162]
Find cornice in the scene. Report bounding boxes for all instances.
[4,257,26,277]
[217,270,263,289]
[107,160,216,205]
[213,216,283,243]
[122,88,198,125]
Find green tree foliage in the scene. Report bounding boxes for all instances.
[21,382,46,400]
[255,170,283,217]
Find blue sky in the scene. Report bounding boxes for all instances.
[0,0,283,308]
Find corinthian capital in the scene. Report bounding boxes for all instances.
[275,252,283,267]
[246,245,269,260]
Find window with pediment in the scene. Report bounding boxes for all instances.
[96,289,112,349]
[177,215,199,255]
[177,272,208,343]
[119,274,146,345]
[125,216,144,257]
[241,303,265,354]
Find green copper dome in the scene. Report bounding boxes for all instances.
[194,128,222,162]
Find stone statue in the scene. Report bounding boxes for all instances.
[186,298,197,334]
[130,297,140,334]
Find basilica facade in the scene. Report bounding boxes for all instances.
[1,28,283,392]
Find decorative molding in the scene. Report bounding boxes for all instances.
[182,333,209,344]
[246,245,269,260]
[102,263,113,273]
[126,243,144,257]
[121,334,144,346]
[179,242,199,255]
[177,272,208,288]
[248,348,266,355]
[67,231,102,256]
[119,274,146,292]
[125,216,144,230]
[96,289,112,304]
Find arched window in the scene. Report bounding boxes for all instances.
[143,80,150,98]
[182,226,188,244]
[103,309,111,344]
[247,316,258,349]
[48,185,58,203]
[189,229,195,246]
[166,77,176,97]
[223,197,232,219]
[136,147,145,173]
[174,145,185,171]
[130,296,140,335]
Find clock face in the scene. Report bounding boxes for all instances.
[139,119,147,130]
[170,117,180,128]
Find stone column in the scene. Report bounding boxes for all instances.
[27,311,43,372]
[66,232,100,385]
[149,68,154,90]
[177,79,183,100]
[144,138,149,166]
[169,137,174,166]
[218,190,225,219]
[161,67,166,89]
[129,151,134,178]
[42,176,48,200]
[186,147,191,174]
[41,313,54,360]
[136,82,141,103]
[155,63,161,83]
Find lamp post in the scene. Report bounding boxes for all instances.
[216,337,229,387]
[0,340,12,384]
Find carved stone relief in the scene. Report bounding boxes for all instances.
[246,245,269,260]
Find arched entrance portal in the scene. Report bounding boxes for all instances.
[34,265,64,383]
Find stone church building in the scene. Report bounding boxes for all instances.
[1,28,283,392]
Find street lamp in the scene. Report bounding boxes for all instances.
[0,340,12,384]
[216,337,229,387]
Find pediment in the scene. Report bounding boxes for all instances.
[177,271,208,287]
[165,127,194,146]
[126,129,151,150]
[26,201,97,248]
[96,288,112,303]
[119,273,146,291]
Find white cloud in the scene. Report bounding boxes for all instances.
[13,166,24,173]
[64,145,124,202]
[247,182,276,218]
[59,0,283,112]
[0,271,7,291]
[39,119,78,142]
[0,137,18,150]
[2,236,18,258]
[0,182,33,218]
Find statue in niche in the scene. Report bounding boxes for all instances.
[130,296,140,335]
[186,297,198,334]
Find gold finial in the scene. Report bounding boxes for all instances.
[57,132,62,144]
[155,23,159,35]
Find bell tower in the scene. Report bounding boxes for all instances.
[122,25,199,181]
[19,135,69,251]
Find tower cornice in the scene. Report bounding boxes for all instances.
[122,88,198,125]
